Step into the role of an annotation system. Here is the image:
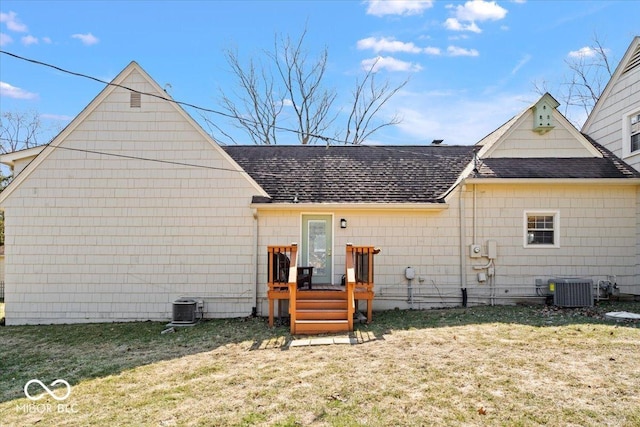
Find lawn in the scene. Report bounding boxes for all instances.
[1,301,639,426]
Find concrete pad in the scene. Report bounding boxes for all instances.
[333,337,358,345]
[289,334,360,347]
[605,311,640,320]
[309,337,334,346]
[289,339,312,347]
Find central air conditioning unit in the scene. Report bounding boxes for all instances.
[548,278,593,307]
[172,298,197,324]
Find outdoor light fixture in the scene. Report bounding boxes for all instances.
[340,218,347,229]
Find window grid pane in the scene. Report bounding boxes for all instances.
[632,133,640,153]
[527,215,555,245]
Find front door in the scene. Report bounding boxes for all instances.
[301,215,333,285]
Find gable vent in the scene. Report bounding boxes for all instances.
[622,44,640,75]
[130,92,142,108]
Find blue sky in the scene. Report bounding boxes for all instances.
[0,0,638,146]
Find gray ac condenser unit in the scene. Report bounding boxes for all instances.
[548,278,593,307]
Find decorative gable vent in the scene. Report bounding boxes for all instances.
[130,92,142,108]
[622,44,640,75]
[532,94,560,134]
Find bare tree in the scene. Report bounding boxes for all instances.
[533,34,614,125]
[203,48,284,145]
[0,110,43,153]
[213,27,406,145]
[345,58,408,144]
[269,29,337,144]
[561,36,613,118]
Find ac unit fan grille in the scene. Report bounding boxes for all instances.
[172,299,197,323]
[549,279,593,307]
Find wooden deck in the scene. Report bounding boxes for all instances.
[267,244,377,335]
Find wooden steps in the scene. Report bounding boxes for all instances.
[292,290,350,334]
[294,320,350,334]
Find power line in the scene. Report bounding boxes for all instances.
[0,50,335,144]
[1,50,464,165]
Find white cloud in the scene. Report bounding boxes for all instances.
[41,113,74,121]
[42,36,52,44]
[71,32,99,46]
[0,11,28,32]
[456,0,507,21]
[0,32,12,46]
[0,81,38,100]
[445,0,507,33]
[447,45,479,57]
[568,46,599,58]
[357,37,441,56]
[444,18,481,33]
[361,56,423,72]
[21,35,38,45]
[423,46,441,55]
[357,37,422,54]
[366,0,434,17]
[511,54,531,74]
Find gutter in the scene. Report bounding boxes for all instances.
[249,202,449,211]
[464,178,640,185]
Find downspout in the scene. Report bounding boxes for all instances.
[473,184,477,244]
[459,183,467,306]
[252,208,259,317]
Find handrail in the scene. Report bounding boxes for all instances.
[267,244,297,328]
[288,245,298,332]
[346,244,379,325]
[345,244,357,330]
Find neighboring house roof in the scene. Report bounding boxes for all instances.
[0,145,47,169]
[582,36,640,132]
[223,145,476,204]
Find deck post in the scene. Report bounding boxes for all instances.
[267,244,297,328]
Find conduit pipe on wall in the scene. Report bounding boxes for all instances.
[473,184,477,244]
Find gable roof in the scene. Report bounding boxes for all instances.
[0,61,267,206]
[476,93,602,159]
[223,145,476,204]
[582,36,640,131]
[468,92,640,182]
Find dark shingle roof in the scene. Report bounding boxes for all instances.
[223,145,476,204]
[473,137,640,179]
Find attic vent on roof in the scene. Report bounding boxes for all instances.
[130,92,141,108]
[622,44,640,75]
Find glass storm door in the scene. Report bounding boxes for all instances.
[302,215,333,284]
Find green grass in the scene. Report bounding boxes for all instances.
[0,300,639,426]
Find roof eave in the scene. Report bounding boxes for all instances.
[250,202,449,211]
[464,177,640,185]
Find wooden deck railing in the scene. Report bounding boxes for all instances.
[267,243,378,331]
[267,244,298,327]
[346,244,378,323]
[345,245,357,331]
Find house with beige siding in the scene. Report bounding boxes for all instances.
[581,36,640,316]
[582,36,640,173]
[1,49,639,327]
